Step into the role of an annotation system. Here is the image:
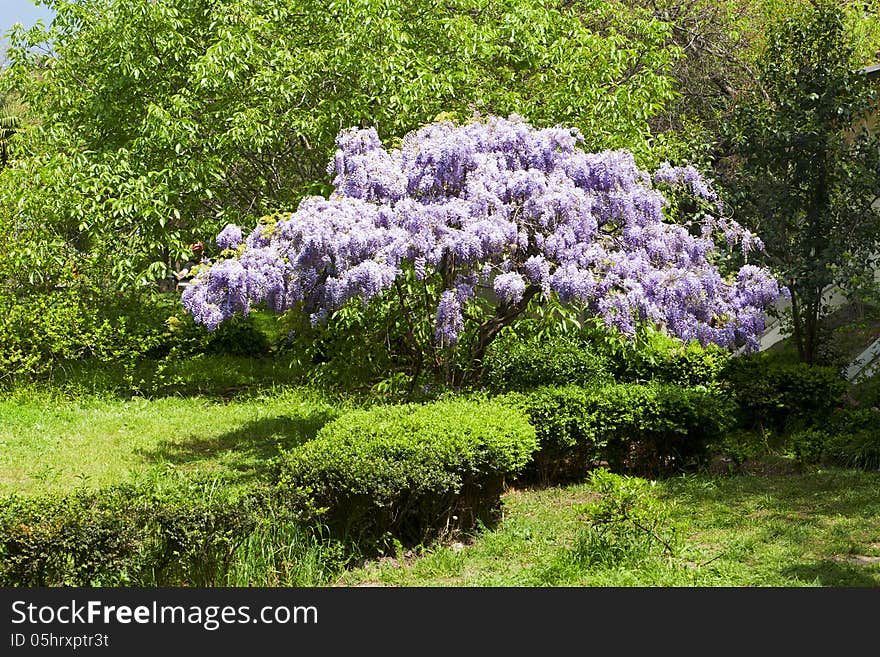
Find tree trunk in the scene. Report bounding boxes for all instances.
[790,284,806,362]
[790,284,823,365]
[464,285,540,386]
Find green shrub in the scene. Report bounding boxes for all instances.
[0,285,170,380]
[501,386,598,482]
[0,280,280,389]
[607,335,732,387]
[824,432,880,471]
[0,485,159,586]
[851,370,880,408]
[789,428,829,466]
[720,353,846,432]
[481,332,611,392]
[827,408,880,436]
[572,468,679,566]
[161,309,277,360]
[596,383,735,475]
[505,383,735,481]
[276,398,538,549]
[821,409,880,470]
[0,477,314,586]
[144,479,270,586]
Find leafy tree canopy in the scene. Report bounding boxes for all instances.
[1,0,682,289]
[721,0,880,363]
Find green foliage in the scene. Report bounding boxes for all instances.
[634,0,880,155]
[827,407,880,437]
[572,468,678,565]
[586,383,735,476]
[486,314,732,390]
[0,283,169,380]
[481,332,612,392]
[278,273,430,395]
[780,409,880,471]
[824,432,880,472]
[820,408,880,471]
[1,0,679,290]
[789,428,829,466]
[0,99,18,169]
[504,382,734,481]
[0,485,158,586]
[789,424,880,472]
[603,329,732,387]
[162,307,277,359]
[721,0,880,363]
[276,398,538,549]
[501,386,597,482]
[720,353,847,432]
[0,0,683,375]
[228,519,349,587]
[0,477,316,586]
[0,281,280,383]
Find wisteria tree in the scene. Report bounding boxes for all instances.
[183,116,784,386]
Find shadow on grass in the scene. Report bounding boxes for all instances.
[663,469,880,519]
[660,469,880,586]
[782,560,880,587]
[136,410,337,484]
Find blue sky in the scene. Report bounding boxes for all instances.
[1,1,54,52]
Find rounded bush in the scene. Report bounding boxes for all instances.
[276,398,538,548]
[0,478,296,587]
[720,354,846,432]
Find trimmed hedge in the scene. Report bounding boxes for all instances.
[481,333,612,392]
[276,398,538,548]
[720,354,846,432]
[0,478,310,587]
[503,383,735,481]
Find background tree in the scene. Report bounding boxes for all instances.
[0,0,691,376]
[720,0,880,364]
[627,0,880,163]
[1,0,681,290]
[0,99,17,170]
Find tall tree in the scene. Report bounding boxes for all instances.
[1,0,681,290]
[629,0,880,162]
[721,0,880,363]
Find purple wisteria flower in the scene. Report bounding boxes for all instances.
[183,115,784,351]
[215,223,244,251]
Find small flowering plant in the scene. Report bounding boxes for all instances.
[182,115,784,384]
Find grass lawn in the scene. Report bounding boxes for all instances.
[0,386,341,495]
[2,385,879,587]
[336,469,880,587]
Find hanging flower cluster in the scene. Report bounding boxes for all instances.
[183,115,784,351]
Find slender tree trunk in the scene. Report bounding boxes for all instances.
[790,284,806,362]
[803,297,818,365]
[790,284,822,365]
[795,146,830,365]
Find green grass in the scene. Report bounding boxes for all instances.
[10,352,311,399]
[336,468,880,587]
[0,386,342,495]
[3,368,879,587]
